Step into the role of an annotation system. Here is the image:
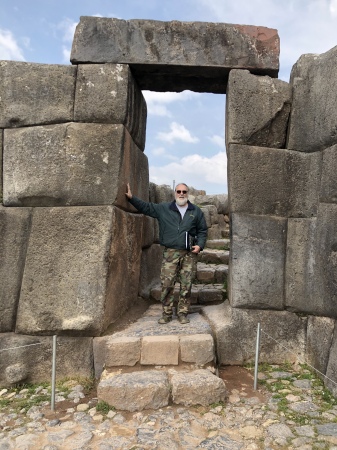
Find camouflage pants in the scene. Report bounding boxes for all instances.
[160,247,197,317]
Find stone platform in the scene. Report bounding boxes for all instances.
[94,304,227,411]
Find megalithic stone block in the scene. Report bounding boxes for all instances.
[0,333,93,386]
[202,303,307,366]
[229,213,287,310]
[70,17,280,93]
[228,144,321,218]
[15,206,143,336]
[74,63,147,150]
[0,130,2,200]
[285,218,317,314]
[0,206,32,332]
[3,123,148,209]
[306,316,334,379]
[287,46,337,152]
[321,143,337,204]
[312,203,337,318]
[226,69,291,149]
[0,61,76,128]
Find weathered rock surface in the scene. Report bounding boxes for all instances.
[98,370,170,411]
[3,123,148,209]
[180,334,214,365]
[228,144,321,217]
[0,206,31,332]
[71,17,279,93]
[285,218,317,313]
[149,183,174,203]
[226,69,291,149]
[195,194,228,215]
[202,303,307,365]
[287,46,337,152]
[171,369,226,406]
[321,143,337,204]
[105,336,141,367]
[15,206,143,336]
[229,213,286,309]
[138,244,162,299]
[0,131,2,199]
[74,63,147,150]
[306,316,335,378]
[0,333,93,386]
[0,60,76,128]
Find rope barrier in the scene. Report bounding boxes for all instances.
[0,337,57,412]
[260,328,337,388]
[0,342,42,352]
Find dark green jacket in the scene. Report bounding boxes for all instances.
[129,196,208,251]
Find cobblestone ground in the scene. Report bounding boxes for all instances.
[1,364,337,449]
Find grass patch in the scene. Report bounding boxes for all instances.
[96,401,115,414]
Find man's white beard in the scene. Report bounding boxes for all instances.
[176,197,188,206]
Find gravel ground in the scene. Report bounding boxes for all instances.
[1,364,337,449]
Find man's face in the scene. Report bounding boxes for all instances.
[175,184,188,206]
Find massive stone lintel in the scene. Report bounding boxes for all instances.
[226,69,291,149]
[70,17,280,93]
[15,206,143,336]
[0,207,32,332]
[3,123,148,209]
[228,144,321,217]
[287,46,337,152]
[0,61,76,128]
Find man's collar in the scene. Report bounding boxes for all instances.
[170,200,195,211]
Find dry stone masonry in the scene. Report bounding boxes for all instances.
[1,16,337,406]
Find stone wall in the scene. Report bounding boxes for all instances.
[0,59,149,385]
[226,47,337,391]
[1,18,337,392]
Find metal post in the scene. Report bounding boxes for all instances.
[253,323,261,390]
[51,335,57,411]
[172,180,175,191]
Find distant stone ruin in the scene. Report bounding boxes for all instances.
[0,17,337,396]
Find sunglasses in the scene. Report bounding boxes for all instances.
[176,190,188,194]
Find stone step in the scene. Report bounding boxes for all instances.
[94,304,216,377]
[97,368,227,411]
[150,283,226,304]
[205,238,230,250]
[196,262,228,283]
[94,304,227,411]
[199,248,229,264]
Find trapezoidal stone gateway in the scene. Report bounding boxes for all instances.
[70,17,280,93]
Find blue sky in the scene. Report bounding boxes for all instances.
[1,0,337,194]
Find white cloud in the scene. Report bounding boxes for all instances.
[56,18,77,63]
[57,18,78,42]
[209,134,226,149]
[0,28,25,61]
[157,122,199,144]
[195,0,337,81]
[149,151,227,193]
[143,90,200,116]
[62,46,71,63]
[330,0,337,16]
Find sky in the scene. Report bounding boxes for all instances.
[1,1,337,194]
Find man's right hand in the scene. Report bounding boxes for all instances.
[125,183,132,199]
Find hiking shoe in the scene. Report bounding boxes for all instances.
[178,314,190,324]
[158,315,172,324]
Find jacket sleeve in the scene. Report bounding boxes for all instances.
[128,196,160,219]
[196,209,208,250]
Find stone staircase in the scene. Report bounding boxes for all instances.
[94,239,230,411]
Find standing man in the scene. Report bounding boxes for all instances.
[126,183,207,324]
